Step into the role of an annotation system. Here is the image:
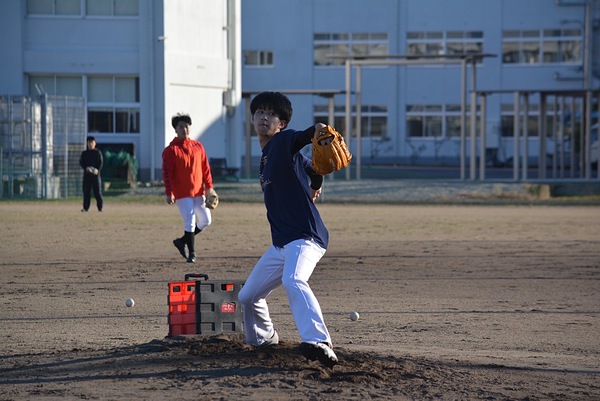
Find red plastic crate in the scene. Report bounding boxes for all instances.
[167,273,244,336]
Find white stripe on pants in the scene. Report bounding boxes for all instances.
[238,238,331,346]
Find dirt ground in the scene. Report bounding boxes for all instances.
[0,198,599,400]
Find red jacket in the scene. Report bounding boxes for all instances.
[162,137,213,200]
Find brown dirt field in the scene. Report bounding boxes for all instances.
[0,199,599,400]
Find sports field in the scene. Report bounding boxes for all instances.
[0,197,598,400]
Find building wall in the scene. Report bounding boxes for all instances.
[0,0,239,181]
[241,0,595,166]
[0,0,595,182]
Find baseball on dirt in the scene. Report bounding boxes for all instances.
[125,298,135,307]
[349,311,360,321]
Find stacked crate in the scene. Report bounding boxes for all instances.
[168,273,244,336]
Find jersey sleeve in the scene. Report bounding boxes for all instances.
[162,148,175,196]
[199,143,214,191]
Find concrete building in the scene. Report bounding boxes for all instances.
[1,0,598,185]
[241,0,599,178]
[0,0,242,182]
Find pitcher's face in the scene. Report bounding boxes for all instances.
[252,108,286,141]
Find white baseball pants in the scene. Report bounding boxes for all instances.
[238,238,332,346]
[176,196,211,232]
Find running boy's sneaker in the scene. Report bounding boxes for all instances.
[299,342,338,368]
[187,252,196,263]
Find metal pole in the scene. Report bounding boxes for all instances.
[0,148,2,199]
[244,96,251,178]
[327,95,335,182]
[552,96,558,178]
[39,97,47,199]
[345,59,352,180]
[597,91,600,179]
[522,93,529,181]
[327,95,335,127]
[460,60,467,181]
[584,1,591,91]
[479,93,487,180]
[579,98,585,178]
[570,97,575,178]
[539,93,547,179]
[469,59,477,180]
[584,89,591,179]
[355,64,362,181]
[513,91,520,181]
[560,96,565,178]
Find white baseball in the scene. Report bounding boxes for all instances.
[125,298,135,307]
[349,311,360,321]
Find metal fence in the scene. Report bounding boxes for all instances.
[0,95,86,199]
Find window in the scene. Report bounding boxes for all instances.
[313,104,388,138]
[314,33,388,66]
[500,103,555,137]
[27,0,138,16]
[29,74,140,134]
[406,104,476,138]
[502,29,582,64]
[29,75,83,96]
[244,50,274,67]
[88,76,140,133]
[407,31,483,60]
[86,0,138,16]
[27,0,80,15]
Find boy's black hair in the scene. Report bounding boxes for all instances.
[171,113,192,129]
[250,92,293,129]
[86,136,96,142]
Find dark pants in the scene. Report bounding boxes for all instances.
[82,174,103,211]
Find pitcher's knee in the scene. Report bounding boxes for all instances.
[282,276,305,293]
[238,287,252,305]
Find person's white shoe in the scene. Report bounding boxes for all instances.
[257,330,279,347]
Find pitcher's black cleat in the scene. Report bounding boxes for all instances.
[299,342,338,368]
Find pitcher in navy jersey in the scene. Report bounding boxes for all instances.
[238,92,338,368]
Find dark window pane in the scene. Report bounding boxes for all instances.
[88,109,113,132]
[115,108,139,133]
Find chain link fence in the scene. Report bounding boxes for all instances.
[0,95,86,199]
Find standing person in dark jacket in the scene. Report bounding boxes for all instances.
[79,136,103,212]
[162,113,216,264]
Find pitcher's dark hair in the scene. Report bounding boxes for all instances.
[250,92,293,129]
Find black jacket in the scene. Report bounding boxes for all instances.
[79,149,103,175]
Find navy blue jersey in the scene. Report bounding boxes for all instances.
[259,128,328,249]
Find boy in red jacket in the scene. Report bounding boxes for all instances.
[162,113,216,263]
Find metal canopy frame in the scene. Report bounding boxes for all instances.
[342,53,496,180]
[475,89,600,181]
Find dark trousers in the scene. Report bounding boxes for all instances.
[82,174,103,211]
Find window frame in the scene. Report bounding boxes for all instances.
[406,104,478,139]
[313,32,389,67]
[502,28,582,65]
[26,0,139,18]
[406,30,484,63]
[313,104,388,139]
[243,50,275,68]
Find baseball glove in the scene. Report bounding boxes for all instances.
[205,188,219,209]
[311,125,352,176]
